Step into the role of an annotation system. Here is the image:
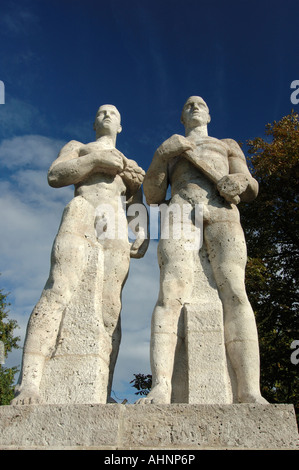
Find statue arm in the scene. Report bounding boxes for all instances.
[143,135,193,205]
[120,159,149,258]
[48,140,124,188]
[127,186,149,259]
[48,140,83,187]
[143,149,169,205]
[220,139,259,202]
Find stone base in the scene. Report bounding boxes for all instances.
[0,404,298,450]
[184,303,237,404]
[38,242,111,404]
[169,242,238,404]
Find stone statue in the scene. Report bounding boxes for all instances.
[12,104,148,405]
[139,96,268,405]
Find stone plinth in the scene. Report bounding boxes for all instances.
[171,244,237,404]
[39,244,111,404]
[0,404,298,450]
[184,303,237,404]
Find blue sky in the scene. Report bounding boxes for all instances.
[0,0,298,403]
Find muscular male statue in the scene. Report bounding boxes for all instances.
[140,96,268,405]
[12,105,148,405]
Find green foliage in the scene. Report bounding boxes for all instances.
[0,285,20,405]
[0,365,19,405]
[130,373,152,396]
[240,110,299,419]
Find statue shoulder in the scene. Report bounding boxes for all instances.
[221,138,246,160]
[58,140,83,156]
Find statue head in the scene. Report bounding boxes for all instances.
[93,104,122,138]
[180,96,211,130]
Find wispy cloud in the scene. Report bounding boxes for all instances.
[0,134,65,169]
[0,98,47,137]
[0,6,39,36]
[0,135,72,311]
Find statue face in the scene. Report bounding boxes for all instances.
[94,105,122,136]
[181,96,210,128]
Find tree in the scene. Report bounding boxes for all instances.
[130,373,152,396]
[239,110,299,420]
[0,285,20,405]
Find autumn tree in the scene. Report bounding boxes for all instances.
[239,110,299,418]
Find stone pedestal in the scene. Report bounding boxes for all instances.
[39,244,111,404]
[0,404,298,449]
[184,303,237,404]
[171,243,237,404]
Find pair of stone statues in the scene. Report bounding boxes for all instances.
[12,97,267,406]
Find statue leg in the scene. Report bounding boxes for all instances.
[101,239,131,402]
[137,237,194,404]
[11,196,94,405]
[205,221,268,404]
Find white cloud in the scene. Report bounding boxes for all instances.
[0,135,73,295]
[0,134,65,170]
[0,99,46,136]
[0,134,73,372]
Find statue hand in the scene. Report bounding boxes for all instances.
[119,160,145,191]
[100,149,124,173]
[93,148,125,173]
[129,223,149,258]
[130,236,149,259]
[217,174,248,204]
[157,134,195,161]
